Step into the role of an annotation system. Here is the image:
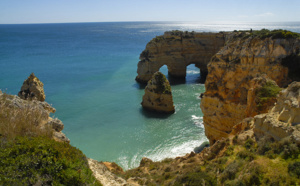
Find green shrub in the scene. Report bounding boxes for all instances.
[288,162,300,178]
[244,138,255,149]
[221,161,241,181]
[174,170,217,186]
[0,136,101,185]
[256,81,281,110]
[257,138,272,155]
[237,150,255,161]
[224,146,234,156]
[282,143,299,159]
[249,29,300,39]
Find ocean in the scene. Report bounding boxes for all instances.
[1,22,300,169]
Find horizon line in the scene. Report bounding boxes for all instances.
[1,20,300,25]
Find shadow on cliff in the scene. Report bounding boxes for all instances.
[168,75,204,85]
[139,108,173,119]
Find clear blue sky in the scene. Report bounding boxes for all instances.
[1,0,299,24]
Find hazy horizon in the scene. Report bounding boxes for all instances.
[1,0,299,24]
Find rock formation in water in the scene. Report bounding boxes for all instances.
[141,72,175,113]
[136,31,226,83]
[18,73,46,102]
[200,30,300,144]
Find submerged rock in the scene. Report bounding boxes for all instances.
[18,73,46,102]
[141,72,175,113]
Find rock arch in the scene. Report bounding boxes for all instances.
[136,31,226,83]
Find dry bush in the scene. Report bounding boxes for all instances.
[0,93,52,143]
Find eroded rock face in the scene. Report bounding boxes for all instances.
[18,73,46,102]
[141,72,175,113]
[254,82,300,144]
[200,32,300,144]
[136,31,226,83]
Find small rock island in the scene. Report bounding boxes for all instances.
[141,72,175,113]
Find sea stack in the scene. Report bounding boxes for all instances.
[141,72,175,113]
[18,73,46,102]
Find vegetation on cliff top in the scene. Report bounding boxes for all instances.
[121,137,300,185]
[0,93,101,185]
[0,136,101,185]
[235,29,300,39]
[252,29,300,39]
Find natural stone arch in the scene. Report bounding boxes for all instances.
[135,31,226,83]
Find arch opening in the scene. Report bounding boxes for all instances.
[159,65,169,77]
[186,64,201,84]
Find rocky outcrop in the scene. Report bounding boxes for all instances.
[87,159,130,186]
[18,73,46,102]
[136,31,226,83]
[200,31,300,144]
[0,92,69,143]
[141,72,175,113]
[254,81,300,144]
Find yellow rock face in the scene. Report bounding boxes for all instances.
[201,32,300,144]
[141,72,175,113]
[18,73,46,102]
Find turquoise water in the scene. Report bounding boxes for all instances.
[1,22,300,169]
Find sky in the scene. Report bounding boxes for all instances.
[0,0,299,24]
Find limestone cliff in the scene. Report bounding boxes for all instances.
[141,72,175,113]
[200,30,300,144]
[136,31,226,83]
[18,73,46,102]
[254,81,300,144]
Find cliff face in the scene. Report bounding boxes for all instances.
[136,31,226,83]
[141,72,175,113]
[200,31,300,144]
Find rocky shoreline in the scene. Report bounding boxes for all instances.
[1,29,299,185]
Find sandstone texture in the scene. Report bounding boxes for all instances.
[87,159,131,186]
[18,73,46,102]
[136,31,226,83]
[141,72,175,113]
[200,31,300,144]
[254,81,300,144]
